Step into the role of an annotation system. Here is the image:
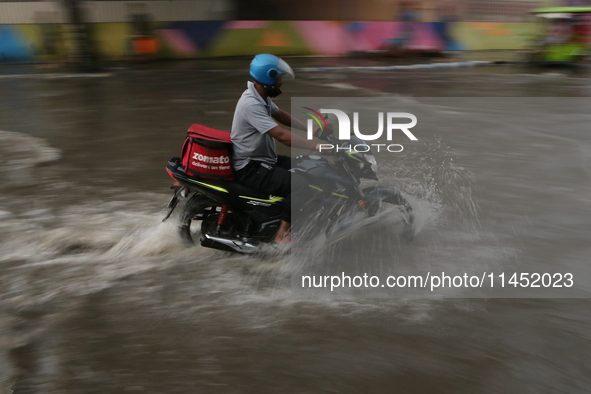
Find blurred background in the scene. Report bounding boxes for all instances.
[0,0,583,66]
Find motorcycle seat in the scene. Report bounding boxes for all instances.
[224,181,278,200]
[167,158,280,201]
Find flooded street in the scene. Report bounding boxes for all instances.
[1,60,591,393]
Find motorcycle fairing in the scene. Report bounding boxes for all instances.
[185,178,229,194]
[167,159,282,202]
[167,158,283,223]
[292,157,357,199]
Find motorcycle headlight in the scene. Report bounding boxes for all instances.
[364,154,377,174]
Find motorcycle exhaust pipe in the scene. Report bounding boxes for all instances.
[200,234,259,254]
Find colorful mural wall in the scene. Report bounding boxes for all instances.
[0,20,539,63]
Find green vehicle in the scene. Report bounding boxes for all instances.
[528,6,591,64]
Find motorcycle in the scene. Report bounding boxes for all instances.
[163,121,414,254]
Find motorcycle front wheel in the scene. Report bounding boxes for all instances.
[362,186,415,240]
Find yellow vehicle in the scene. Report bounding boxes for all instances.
[529,6,591,64]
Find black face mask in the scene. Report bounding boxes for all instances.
[263,84,282,98]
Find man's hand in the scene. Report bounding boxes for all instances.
[267,126,317,150]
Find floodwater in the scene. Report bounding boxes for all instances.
[1,59,591,393]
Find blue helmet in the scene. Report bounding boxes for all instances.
[249,54,295,86]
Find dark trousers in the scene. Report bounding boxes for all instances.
[235,155,306,223]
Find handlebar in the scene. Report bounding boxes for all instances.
[314,120,336,145]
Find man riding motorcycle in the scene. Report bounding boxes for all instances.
[164,55,414,253]
[231,54,318,244]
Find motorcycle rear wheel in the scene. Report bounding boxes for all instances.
[178,193,217,244]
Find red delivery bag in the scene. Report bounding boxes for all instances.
[181,124,234,181]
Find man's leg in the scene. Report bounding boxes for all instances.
[275,155,295,243]
[276,155,291,170]
[275,219,291,244]
[235,160,292,243]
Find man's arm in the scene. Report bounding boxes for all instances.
[273,109,307,131]
[267,125,317,150]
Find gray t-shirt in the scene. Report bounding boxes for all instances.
[231,81,279,171]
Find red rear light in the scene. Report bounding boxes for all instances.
[166,169,177,180]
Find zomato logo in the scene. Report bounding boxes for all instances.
[192,152,230,164]
[303,108,417,153]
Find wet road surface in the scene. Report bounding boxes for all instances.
[1,59,591,393]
